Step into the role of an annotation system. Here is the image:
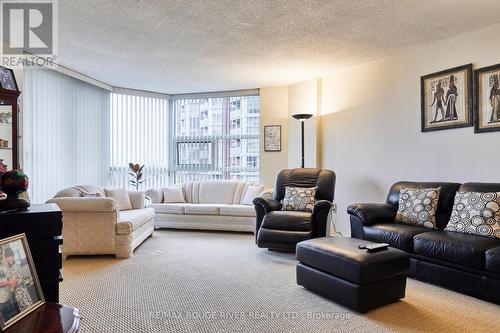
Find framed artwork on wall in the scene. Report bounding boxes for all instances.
[421,64,473,132]
[474,63,500,133]
[264,125,281,152]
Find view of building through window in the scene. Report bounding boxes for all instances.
[173,95,260,183]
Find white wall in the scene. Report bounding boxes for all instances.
[320,22,500,235]
[259,86,289,186]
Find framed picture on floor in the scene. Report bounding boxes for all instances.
[264,125,281,152]
[0,67,18,92]
[421,64,473,132]
[474,63,500,133]
[0,234,45,331]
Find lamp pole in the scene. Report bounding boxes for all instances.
[300,120,305,168]
[292,113,313,168]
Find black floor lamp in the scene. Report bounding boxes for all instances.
[292,113,313,168]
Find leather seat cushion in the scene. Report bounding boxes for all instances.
[296,237,409,285]
[414,231,500,270]
[486,246,500,274]
[184,204,220,215]
[219,204,255,217]
[257,228,311,251]
[261,211,311,231]
[363,223,430,253]
[117,208,155,235]
[151,203,185,215]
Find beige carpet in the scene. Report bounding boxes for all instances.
[60,230,500,333]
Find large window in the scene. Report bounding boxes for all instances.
[23,69,259,202]
[172,95,260,183]
[109,92,170,189]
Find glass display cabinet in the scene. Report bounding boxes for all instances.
[0,87,20,172]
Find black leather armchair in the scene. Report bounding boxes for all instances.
[254,168,335,252]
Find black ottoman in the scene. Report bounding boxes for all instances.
[296,237,409,313]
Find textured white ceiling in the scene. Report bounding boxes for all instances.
[58,0,500,94]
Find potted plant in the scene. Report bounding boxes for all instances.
[128,163,144,190]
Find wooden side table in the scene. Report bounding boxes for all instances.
[5,303,80,333]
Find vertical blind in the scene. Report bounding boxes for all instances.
[23,71,258,201]
[23,69,110,203]
[172,95,260,183]
[109,92,170,190]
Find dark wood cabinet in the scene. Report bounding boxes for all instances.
[0,204,63,302]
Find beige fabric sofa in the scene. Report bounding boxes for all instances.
[146,181,271,233]
[47,185,154,259]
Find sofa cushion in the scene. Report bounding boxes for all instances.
[151,203,186,215]
[233,182,249,204]
[219,204,255,217]
[117,208,155,235]
[128,191,145,209]
[241,185,265,205]
[386,182,462,230]
[363,223,429,253]
[395,187,440,229]
[198,181,240,204]
[184,204,220,215]
[444,191,500,239]
[414,230,500,270]
[146,188,163,204]
[261,211,311,232]
[105,188,133,211]
[282,186,316,212]
[162,186,186,203]
[486,246,500,274]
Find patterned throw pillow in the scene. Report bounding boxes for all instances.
[445,191,500,239]
[281,186,316,212]
[395,187,441,228]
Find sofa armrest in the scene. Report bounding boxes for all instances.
[311,200,333,238]
[313,200,332,214]
[252,197,282,240]
[348,203,397,239]
[347,203,397,226]
[128,191,146,209]
[145,188,163,204]
[253,197,282,212]
[46,197,118,212]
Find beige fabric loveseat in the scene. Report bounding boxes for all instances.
[146,181,271,233]
[47,185,154,259]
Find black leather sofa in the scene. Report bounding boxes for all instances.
[253,168,335,252]
[348,181,500,304]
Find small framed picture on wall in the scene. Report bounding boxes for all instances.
[474,63,500,133]
[264,125,281,152]
[421,64,473,132]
